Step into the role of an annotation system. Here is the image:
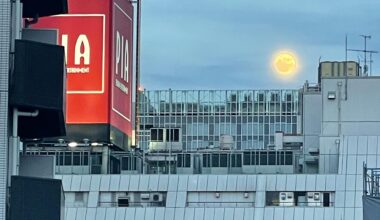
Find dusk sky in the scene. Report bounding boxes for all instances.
[140,1,380,90]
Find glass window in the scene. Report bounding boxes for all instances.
[212,154,219,167]
[285,152,293,165]
[259,151,267,165]
[243,152,250,165]
[73,152,81,165]
[268,152,276,165]
[220,154,228,167]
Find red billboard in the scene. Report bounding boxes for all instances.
[111,0,134,137]
[32,0,133,147]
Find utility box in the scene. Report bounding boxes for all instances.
[10,176,64,220]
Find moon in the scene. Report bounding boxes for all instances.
[272,51,298,76]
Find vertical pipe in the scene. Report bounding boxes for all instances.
[135,0,142,148]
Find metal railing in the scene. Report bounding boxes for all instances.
[364,163,380,197]
[186,201,255,208]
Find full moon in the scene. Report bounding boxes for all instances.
[272,51,298,76]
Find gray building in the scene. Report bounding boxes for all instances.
[138,89,301,151]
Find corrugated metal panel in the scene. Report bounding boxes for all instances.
[138,175,149,191]
[216,175,227,192]
[273,208,284,220]
[85,208,96,220]
[145,208,155,220]
[226,175,237,191]
[224,208,234,220]
[184,208,195,220]
[178,176,188,192]
[80,175,91,191]
[168,175,179,192]
[100,175,111,191]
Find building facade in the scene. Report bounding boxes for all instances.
[138,90,301,151]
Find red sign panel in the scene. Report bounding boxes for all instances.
[111,1,133,136]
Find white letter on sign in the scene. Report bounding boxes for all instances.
[61,34,68,65]
[124,39,129,82]
[116,31,120,75]
[74,34,90,65]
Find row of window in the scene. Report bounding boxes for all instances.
[151,128,180,142]
[202,151,293,168]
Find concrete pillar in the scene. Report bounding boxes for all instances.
[101,147,109,174]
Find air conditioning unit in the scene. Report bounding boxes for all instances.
[150,193,164,202]
[140,193,150,200]
[279,192,294,206]
[307,192,323,207]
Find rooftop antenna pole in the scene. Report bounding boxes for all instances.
[360,35,371,76]
[344,34,348,100]
[347,35,377,77]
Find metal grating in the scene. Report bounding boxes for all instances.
[0,1,11,220]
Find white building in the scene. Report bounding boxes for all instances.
[21,76,380,220]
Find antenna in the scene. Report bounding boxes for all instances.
[347,35,378,76]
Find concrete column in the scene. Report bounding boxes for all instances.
[101,147,109,174]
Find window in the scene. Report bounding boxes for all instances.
[285,152,293,165]
[166,128,180,142]
[203,154,210,167]
[151,128,164,141]
[268,152,276,165]
[177,153,191,168]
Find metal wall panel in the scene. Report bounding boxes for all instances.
[266,175,276,191]
[184,208,195,220]
[305,175,316,191]
[80,176,91,191]
[71,176,82,191]
[164,208,175,220]
[148,175,159,191]
[176,192,187,207]
[135,208,146,220]
[129,175,140,191]
[187,175,198,191]
[166,192,177,208]
[66,208,77,220]
[168,175,179,192]
[158,175,169,191]
[76,208,87,220]
[90,175,101,191]
[119,175,130,191]
[87,193,99,208]
[284,208,294,220]
[295,175,306,191]
[155,208,165,220]
[315,175,326,191]
[174,208,185,220]
[100,175,111,191]
[324,208,334,220]
[226,176,237,191]
[293,208,304,220]
[109,175,121,191]
[194,208,205,220]
[125,208,136,220]
[62,175,72,191]
[217,175,227,191]
[273,208,284,220]
[106,208,116,220]
[207,175,217,191]
[145,208,156,220]
[138,175,149,191]
[237,175,247,191]
[204,208,215,220]
[275,176,286,191]
[115,208,126,220]
[214,208,224,220]
[178,176,188,191]
[304,208,314,220]
[264,207,274,220]
[224,208,234,220]
[314,208,324,220]
[234,208,244,220]
[85,208,96,220]
[95,208,106,220]
[244,208,255,220]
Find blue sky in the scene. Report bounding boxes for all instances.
[140,1,380,90]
